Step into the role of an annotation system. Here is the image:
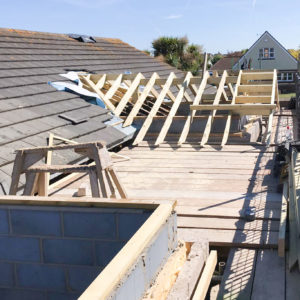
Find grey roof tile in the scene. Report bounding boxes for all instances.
[0,27,183,189]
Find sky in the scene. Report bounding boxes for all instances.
[0,0,299,54]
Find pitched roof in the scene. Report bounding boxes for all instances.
[232,31,298,69]
[211,55,242,70]
[0,28,183,194]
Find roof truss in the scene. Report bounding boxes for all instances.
[80,69,279,147]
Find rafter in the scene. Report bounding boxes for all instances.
[133,72,176,145]
[221,70,242,146]
[200,70,228,146]
[178,71,210,144]
[155,72,193,145]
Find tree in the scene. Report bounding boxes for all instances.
[288,48,300,60]
[152,36,204,75]
[211,52,223,65]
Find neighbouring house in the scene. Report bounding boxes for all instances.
[232,31,298,93]
[210,52,243,71]
[0,28,183,194]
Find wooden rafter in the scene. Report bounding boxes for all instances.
[221,70,242,146]
[178,71,210,144]
[123,73,159,127]
[114,73,143,116]
[155,72,193,145]
[79,69,279,146]
[133,72,176,145]
[200,70,228,146]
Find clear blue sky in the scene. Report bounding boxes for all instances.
[1,0,299,53]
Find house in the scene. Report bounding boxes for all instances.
[232,31,298,92]
[210,52,243,71]
[0,28,183,194]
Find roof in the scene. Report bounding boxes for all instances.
[0,28,183,194]
[233,31,298,69]
[211,56,242,70]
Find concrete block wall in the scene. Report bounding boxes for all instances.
[109,212,177,300]
[0,205,152,300]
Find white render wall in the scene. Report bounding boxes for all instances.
[233,32,297,70]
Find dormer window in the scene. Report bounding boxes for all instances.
[259,48,274,59]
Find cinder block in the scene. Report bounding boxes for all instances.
[67,266,102,292]
[11,210,61,236]
[43,239,93,265]
[17,263,66,291]
[0,210,9,234]
[0,288,46,299]
[0,236,40,262]
[118,212,151,240]
[63,212,116,239]
[95,241,125,267]
[0,262,14,287]
[144,224,169,281]
[47,291,80,300]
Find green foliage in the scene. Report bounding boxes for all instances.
[210,53,223,65]
[152,36,188,57]
[152,36,204,75]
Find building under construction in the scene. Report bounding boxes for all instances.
[0,28,299,300]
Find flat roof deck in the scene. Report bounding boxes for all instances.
[52,141,281,249]
[114,142,281,249]
[49,109,298,299]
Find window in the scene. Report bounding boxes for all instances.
[277,73,282,81]
[282,73,287,81]
[264,48,269,58]
[259,48,275,59]
[287,73,293,81]
[277,72,294,81]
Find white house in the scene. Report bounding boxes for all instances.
[233,31,298,92]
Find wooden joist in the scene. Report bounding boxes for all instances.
[190,104,276,115]
[192,250,217,300]
[241,72,274,80]
[238,84,273,93]
[235,95,272,104]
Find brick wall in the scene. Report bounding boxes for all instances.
[0,205,152,299]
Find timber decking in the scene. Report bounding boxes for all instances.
[115,142,280,248]
[217,248,286,300]
[48,109,297,299]
[52,141,281,248]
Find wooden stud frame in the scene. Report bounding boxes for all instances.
[80,70,279,146]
